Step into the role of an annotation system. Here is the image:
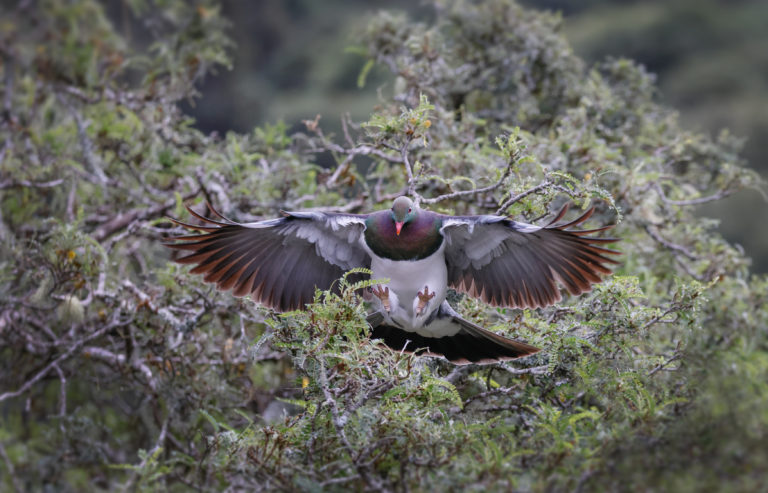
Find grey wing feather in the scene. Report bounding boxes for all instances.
[441,204,620,309]
[165,202,369,311]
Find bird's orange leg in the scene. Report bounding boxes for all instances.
[371,285,391,312]
[416,285,435,316]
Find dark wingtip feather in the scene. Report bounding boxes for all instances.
[203,201,234,222]
[458,203,622,310]
[545,203,571,227]
[165,216,221,232]
[182,202,232,227]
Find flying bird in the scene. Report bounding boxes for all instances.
[165,196,619,365]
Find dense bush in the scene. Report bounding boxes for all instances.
[1,0,766,491]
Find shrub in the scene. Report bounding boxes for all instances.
[0,0,765,491]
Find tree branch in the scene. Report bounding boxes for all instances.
[419,160,513,205]
[56,92,109,185]
[0,317,129,403]
[496,180,553,215]
[0,440,22,493]
[316,359,388,492]
[83,346,158,392]
[644,225,701,260]
[654,182,735,206]
[0,178,64,190]
[402,134,416,199]
[93,191,197,242]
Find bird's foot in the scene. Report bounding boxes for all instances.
[415,285,436,316]
[371,286,391,312]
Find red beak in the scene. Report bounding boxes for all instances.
[395,221,404,236]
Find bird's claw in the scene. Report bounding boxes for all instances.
[371,285,391,312]
[416,285,435,316]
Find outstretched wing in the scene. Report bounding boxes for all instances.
[441,204,620,309]
[165,203,370,311]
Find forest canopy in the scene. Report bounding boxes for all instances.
[1,0,767,491]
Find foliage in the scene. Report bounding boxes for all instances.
[1,0,766,491]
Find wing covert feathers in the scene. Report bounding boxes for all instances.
[446,205,620,309]
[165,202,367,311]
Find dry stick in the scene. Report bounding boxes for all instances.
[341,113,355,148]
[648,353,682,376]
[496,179,553,215]
[444,366,470,385]
[121,415,170,493]
[325,155,355,187]
[0,440,23,493]
[400,134,417,200]
[53,363,67,417]
[0,318,128,403]
[653,181,736,206]
[644,224,700,260]
[317,360,389,492]
[321,141,403,164]
[93,191,198,242]
[462,386,522,407]
[0,178,64,190]
[420,155,516,206]
[0,51,14,171]
[320,475,362,487]
[344,380,397,418]
[83,346,158,392]
[56,92,109,185]
[639,307,677,332]
[499,364,549,376]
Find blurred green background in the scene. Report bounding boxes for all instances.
[185,0,768,272]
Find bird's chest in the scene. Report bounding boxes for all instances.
[368,247,448,301]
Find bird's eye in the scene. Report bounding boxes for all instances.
[408,208,412,213]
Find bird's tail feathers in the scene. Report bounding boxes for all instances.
[366,310,540,365]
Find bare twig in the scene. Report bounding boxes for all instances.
[320,474,362,487]
[498,364,549,376]
[325,155,354,187]
[83,346,158,392]
[0,317,129,403]
[53,363,67,417]
[444,366,470,385]
[2,51,13,119]
[401,134,416,199]
[1,50,15,168]
[653,182,735,206]
[341,113,355,148]
[648,353,682,376]
[496,180,552,215]
[419,160,513,205]
[462,385,522,408]
[121,415,169,493]
[316,360,388,492]
[0,178,64,190]
[639,307,680,332]
[56,92,109,185]
[319,141,403,164]
[93,192,197,242]
[645,225,701,260]
[0,440,23,493]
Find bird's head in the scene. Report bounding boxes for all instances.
[390,196,416,236]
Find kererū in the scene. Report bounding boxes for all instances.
[165,196,619,365]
